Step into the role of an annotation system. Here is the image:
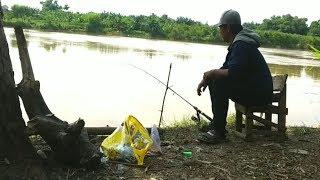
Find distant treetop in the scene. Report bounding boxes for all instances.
[40,0,69,11]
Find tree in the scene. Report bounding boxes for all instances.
[146,14,165,38]
[0,2,46,179]
[63,4,69,11]
[1,2,100,178]
[243,22,260,30]
[11,4,39,17]
[40,0,69,11]
[85,12,103,33]
[176,16,196,25]
[1,4,7,12]
[309,20,320,37]
[259,14,309,35]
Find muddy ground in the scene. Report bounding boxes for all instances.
[1,125,319,180]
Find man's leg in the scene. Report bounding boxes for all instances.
[207,78,229,137]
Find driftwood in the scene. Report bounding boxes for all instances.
[0,4,47,179]
[0,5,38,162]
[27,126,163,136]
[14,27,101,168]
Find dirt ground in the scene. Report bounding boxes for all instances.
[1,125,320,180]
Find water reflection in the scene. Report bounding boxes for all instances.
[36,38,130,54]
[265,51,314,60]
[269,63,320,80]
[10,33,30,48]
[62,47,67,54]
[133,49,160,59]
[10,39,18,48]
[40,41,59,51]
[85,41,128,54]
[305,66,320,80]
[9,31,30,40]
[174,54,191,61]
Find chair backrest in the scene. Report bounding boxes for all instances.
[272,74,288,92]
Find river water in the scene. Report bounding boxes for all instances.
[4,28,320,127]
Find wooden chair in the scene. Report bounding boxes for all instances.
[233,74,288,141]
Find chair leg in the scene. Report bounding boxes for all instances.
[278,86,287,139]
[265,111,272,131]
[245,114,253,141]
[235,110,243,132]
[278,114,286,139]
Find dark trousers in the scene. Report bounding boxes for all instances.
[208,78,271,136]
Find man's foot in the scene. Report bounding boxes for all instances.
[199,123,213,132]
[197,130,228,144]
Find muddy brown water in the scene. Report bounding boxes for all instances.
[5,28,320,127]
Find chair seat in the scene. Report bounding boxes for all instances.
[235,103,269,114]
[235,103,288,115]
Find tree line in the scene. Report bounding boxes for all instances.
[2,0,320,49]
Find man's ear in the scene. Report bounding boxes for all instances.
[227,24,231,33]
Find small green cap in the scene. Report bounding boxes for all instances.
[182,151,192,158]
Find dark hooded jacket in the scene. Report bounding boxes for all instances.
[221,29,273,104]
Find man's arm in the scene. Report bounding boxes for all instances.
[197,42,249,96]
[203,69,229,81]
[204,42,250,82]
[197,69,229,96]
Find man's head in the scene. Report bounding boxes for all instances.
[217,9,243,43]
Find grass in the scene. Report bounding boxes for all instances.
[166,114,236,130]
[287,125,319,136]
[308,44,320,60]
[166,114,318,136]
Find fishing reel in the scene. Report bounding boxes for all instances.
[191,110,201,123]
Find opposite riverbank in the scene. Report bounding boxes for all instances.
[3,5,320,51]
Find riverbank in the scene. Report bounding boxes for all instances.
[3,9,320,51]
[1,118,319,179]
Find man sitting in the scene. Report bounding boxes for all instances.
[197,9,273,144]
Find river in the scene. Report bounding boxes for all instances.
[4,28,320,127]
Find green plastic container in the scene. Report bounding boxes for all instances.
[182,151,193,158]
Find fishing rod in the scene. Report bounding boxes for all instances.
[129,64,214,122]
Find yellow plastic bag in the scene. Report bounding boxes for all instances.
[101,115,153,165]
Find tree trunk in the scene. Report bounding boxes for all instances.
[14,26,101,168]
[1,2,100,176]
[0,3,47,179]
[0,1,36,163]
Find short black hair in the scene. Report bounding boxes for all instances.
[230,24,243,35]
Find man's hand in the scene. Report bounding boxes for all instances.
[197,79,208,96]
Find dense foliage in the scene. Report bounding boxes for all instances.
[2,1,320,49]
[259,15,308,35]
[309,20,320,37]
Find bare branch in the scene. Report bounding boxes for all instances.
[15,27,35,81]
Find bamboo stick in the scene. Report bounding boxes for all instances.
[159,63,172,127]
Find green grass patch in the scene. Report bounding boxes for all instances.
[167,115,207,130]
[226,114,236,128]
[287,126,318,136]
[308,44,320,60]
[166,114,236,130]
[163,114,236,142]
